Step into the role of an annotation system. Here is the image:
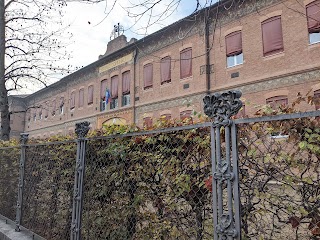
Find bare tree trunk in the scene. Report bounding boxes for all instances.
[0,0,10,141]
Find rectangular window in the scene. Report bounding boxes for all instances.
[100,80,107,100]
[52,99,56,116]
[122,71,130,107]
[100,101,106,111]
[60,97,64,114]
[39,109,42,120]
[262,16,284,56]
[143,117,153,128]
[160,114,171,121]
[180,110,192,121]
[27,109,31,122]
[307,0,320,44]
[110,98,119,109]
[70,92,75,109]
[88,85,94,105]
[144,63,153,89]
[79,89,84,108]
[122,71,130,95]
[111,75,119,98]
[100,80,108,112]
[180,48,192,79]
[266,96,288,110]
[226,31,243,68]
[44,102,48,119]
[111,75,118,110]
[122,94,130,107]
[160,56,171,84]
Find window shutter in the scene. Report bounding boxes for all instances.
[111,75,119,98]
[79,89,84,107]
[225,31,242,56]
[44,102,48,118]
[88,85,94,104]
[143,117,153,128]
[60,97,64,107]
[52,99,56,115]
[180,48,192,78]
[180,110,192,120]
[161,114,171,121]
[70,92,75,109]
[160,56,171,84]
[144,63,153,89]
[262,16,284,56]
[27,110,31,121]
[122,71,130,94]
[307,0,320,33]
[100,80,107,99]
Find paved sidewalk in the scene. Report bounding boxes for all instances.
[0,218,35,240]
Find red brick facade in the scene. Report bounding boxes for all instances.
[9,0,320,138]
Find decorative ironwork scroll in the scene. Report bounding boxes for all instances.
[75,121,90,139]
[203,90,242,240]
[203,90,242,127]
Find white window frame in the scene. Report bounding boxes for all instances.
[309,32,320,45]
[227,53,243,68]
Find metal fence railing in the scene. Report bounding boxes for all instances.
[0,91,319,240]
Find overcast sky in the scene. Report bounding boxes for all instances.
[62,0,210,69]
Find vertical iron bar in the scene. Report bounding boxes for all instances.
[210,126,218,240]
[15,133,28,232]
[231,123,241,239]
[215,126,223,219]
[225,126,234,240]
[71,122,90,240]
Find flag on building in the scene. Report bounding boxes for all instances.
[105,88,111,103]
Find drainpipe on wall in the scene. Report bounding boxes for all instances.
[133,49,137,124]
[205,8,211,94]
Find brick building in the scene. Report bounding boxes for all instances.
[8,0,320,138]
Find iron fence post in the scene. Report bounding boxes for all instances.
[71,121,90,240]
[203,90,242,240]
[15,133,28,232]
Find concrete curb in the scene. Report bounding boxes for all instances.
[0,216,45,240]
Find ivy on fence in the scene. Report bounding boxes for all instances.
[0,95,319,240]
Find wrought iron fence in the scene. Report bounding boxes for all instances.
[0,91,319,240]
